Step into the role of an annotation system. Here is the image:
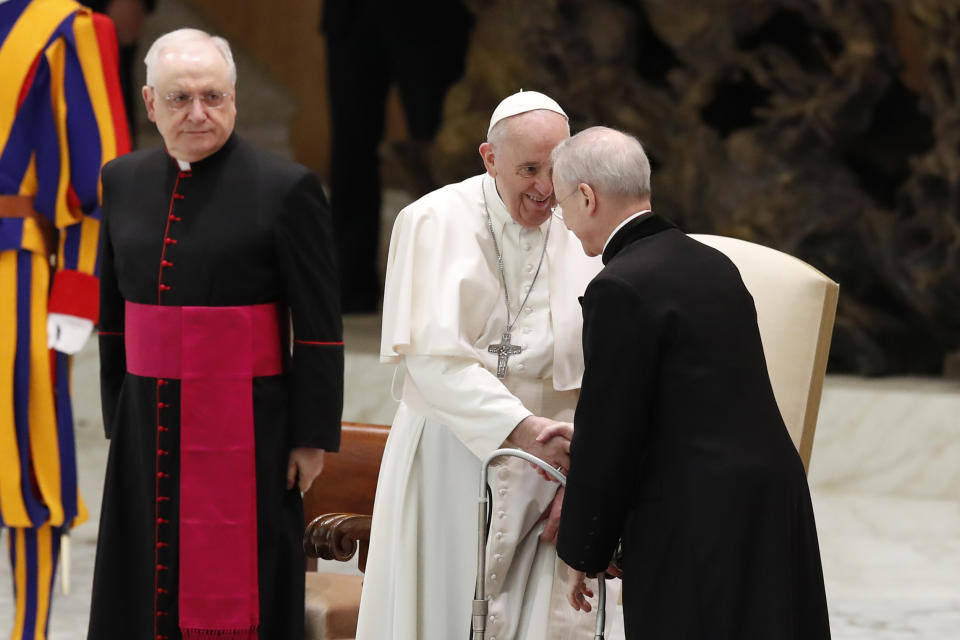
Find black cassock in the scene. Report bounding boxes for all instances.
[557,214,831,639]
[89,134,343,640]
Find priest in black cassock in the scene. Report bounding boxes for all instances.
[89,29,343,640]
[545,127,831,639]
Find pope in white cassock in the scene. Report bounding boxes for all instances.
[356,91,620,640]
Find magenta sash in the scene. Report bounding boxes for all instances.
[125,301,284,640]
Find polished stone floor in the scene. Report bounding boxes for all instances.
[2,325,959,638]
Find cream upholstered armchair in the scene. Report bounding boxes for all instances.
[690,235,839,470]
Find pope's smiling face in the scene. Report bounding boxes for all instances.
[143,42,236,163]
[479,110,569,228]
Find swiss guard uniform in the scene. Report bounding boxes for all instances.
[89,133,343,640]
[0,0,128,637]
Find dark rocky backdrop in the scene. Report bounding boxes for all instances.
[427,0,959,376]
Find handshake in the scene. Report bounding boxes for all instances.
[504,415,574,545]
[507,414,574,476]
[506,415,623,612]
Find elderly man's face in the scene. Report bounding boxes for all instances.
[481,111,569,228]
[143,44,236,162]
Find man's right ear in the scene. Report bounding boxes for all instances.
[478,142,497,177]
[142,85,157,123]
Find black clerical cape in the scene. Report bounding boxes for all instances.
[89,134,343,640]
[557,214,831,639]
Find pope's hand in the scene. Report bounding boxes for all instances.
[532,421,574,480]
[47,313,94,355]
[535,422,573,443]
[287,447,325,493]
[507,415,571,473]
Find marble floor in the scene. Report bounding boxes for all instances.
[2,319,959,639]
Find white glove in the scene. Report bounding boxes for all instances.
[47,313,94,355]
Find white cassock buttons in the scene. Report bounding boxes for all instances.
[517,363,526,371]
[525,264,534,272]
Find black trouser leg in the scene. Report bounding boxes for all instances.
[326,29,389,313]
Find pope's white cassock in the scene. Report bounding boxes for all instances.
[356,172,620,640]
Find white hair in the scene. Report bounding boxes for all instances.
[551,126,651,200]
[487,108,571,148]
[144,28,237,87]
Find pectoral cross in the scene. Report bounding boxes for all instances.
[488,332,522,379]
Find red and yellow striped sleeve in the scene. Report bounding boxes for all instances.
[47,8,130,322]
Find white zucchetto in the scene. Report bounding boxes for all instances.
[488,90,568,135]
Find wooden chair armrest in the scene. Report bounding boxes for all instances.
[303,513,372,571]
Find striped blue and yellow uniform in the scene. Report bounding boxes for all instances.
[1,0,129,637]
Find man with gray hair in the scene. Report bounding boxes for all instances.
[547,126,831,638]
[358,92,618,639]
[89,28,343,640]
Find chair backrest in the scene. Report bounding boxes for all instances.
[690,235,839,471]
[302,422,389,527]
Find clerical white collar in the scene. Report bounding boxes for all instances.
[481,173,552,234]
[176,159,191,171]
[603,209,653,254]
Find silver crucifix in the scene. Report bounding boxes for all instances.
[488,332,522,378]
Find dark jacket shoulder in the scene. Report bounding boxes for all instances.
[101,146,166,183]
[598,226,753,320]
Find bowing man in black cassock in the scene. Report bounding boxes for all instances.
[89,29,343,640]
[544,127,831,639]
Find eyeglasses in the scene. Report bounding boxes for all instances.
[160,89,232,111]
[551,188,580,221]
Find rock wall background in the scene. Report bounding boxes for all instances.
[430,0,959,375]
